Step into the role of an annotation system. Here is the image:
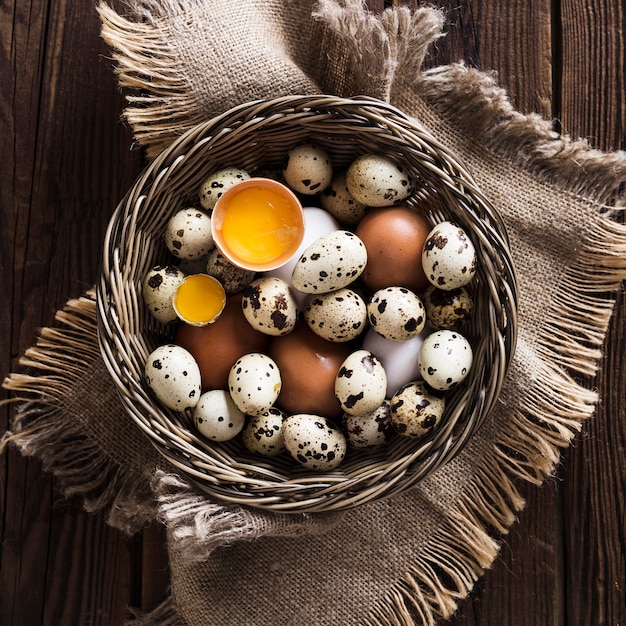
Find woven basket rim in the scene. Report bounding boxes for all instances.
[97,94,518,513]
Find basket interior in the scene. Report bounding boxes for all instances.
[97,96,517,512]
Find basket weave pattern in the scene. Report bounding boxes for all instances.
[97,95,518,513]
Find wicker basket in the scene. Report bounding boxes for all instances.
[97,95,518,513]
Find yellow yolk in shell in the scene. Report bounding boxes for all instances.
[212,179,304,271]
[173,274,226,326]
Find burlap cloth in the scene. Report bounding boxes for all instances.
[3,1,626,624]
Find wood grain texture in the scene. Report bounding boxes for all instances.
[1,0,624,624]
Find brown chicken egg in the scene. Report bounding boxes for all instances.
[355,206,431,293]
[268,321,352,419]
[174,293,269,390]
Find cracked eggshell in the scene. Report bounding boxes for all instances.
[346,154,414,207]
[418,329,473,391]
[228,352,282,416]
[335,349,387,416]
[165,208,214,260]
[142,265,186,324]
[282,143,333,195]
[422,221,477,290]
[144,344,201,412]
[320,170,368,225]
[282,413,347,471]
[193,389,245,441]
[241,276,299,336]
[291,230,367,294]
[341,400,394,449]
[367,286,426,341]
[241,407,286,457]
[390,380,445,439]
[303,288,367,342]
[198,167,250,210]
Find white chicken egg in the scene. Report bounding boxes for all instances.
[228,352,282,416]
[335,349,387,416]
[282,413,347,470]
[193,389,246,441]
[164,207,214,260]
[418,329,473,391]
[142,265,186,324]
[198,167,250,210]
[282,143,333,195]
[422,221,477,290]
[291,230,367,294]
[346,154,414,207]
[144,344,201,412]
[362,327,424,397]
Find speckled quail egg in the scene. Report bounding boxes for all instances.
[291,230,367,294]
[303,288,367,342]
[389,381,445,438]
[205,247,256,294]
[335,349,387,416]
[320,171,368,225]
[144,344,201,412]
[198,167,250,211]
[341,400,394,449]
[418,329,473,391]
[165,208,214,260]
[362,327,424,397]
[346,154,414,207]
[423,285,473,330]
[228,352,281,415]
[193,389,246,441]
[241,276,299,336]
[282,143,333,195]
[367,286,426,341]
[142,265,186,324]
[422,221,477,290]
[241,407,286,457]
[282,413,347,471]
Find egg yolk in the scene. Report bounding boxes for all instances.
[173,274,226,325]
[216,182,304,269]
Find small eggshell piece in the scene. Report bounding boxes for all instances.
[241,408,286,457]
[304,288,367,342]
[418,330,473,391]
[335,349,387,416]
[144,344,201,412]
[346,154,413,207]
[165,208,214,260]
[228,353,281,416]
[422,221,477,290]
[193,389,245,441]
[390,381,445,438]
[282,414,347,470]
[198,167,250,210]
[291,230,367,294]
[367,286,426,341]
[282,143,333,195]
[142,265,186,324]
[241,276,299,336]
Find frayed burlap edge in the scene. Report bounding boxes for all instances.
[1,290,157,535]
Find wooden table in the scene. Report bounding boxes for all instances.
[1,1,624,623]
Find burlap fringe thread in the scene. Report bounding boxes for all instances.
[5,1,626,625]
